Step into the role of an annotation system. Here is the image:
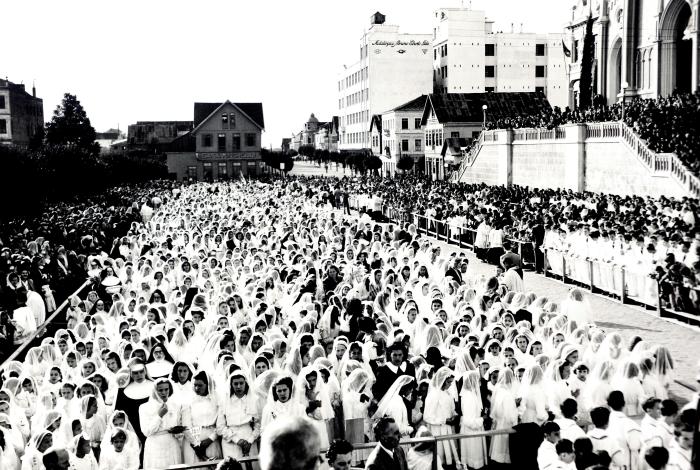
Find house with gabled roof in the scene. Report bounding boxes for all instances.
[166,100,265,181]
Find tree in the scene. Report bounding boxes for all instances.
[364,155,382,175]
[578,15,595,110]
[397,155,414,172]
[45,93,100,156]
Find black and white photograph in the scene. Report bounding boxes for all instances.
[1,0,699,469]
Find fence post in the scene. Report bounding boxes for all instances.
[459,226,464,249]
[620,267,627,304]
[561,253,567,284]
[588,259,595,293]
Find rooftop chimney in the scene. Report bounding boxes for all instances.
[32,80,36,97]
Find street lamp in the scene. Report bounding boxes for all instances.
[620,81,629,123]
[482,104,488,130]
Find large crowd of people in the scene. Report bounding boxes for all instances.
[0,176,696,470]
[486,91,700,177]
[313,175,700,313]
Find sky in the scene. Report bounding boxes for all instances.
[4,0,572,147]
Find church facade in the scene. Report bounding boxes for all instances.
[566,0,698,105]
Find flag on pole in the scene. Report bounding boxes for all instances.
[562,40,572,58]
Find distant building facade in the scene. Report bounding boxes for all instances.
[96,128,125,153]
[378,95,427,177]
[338,12,433,151]
[421,92,552,179]
[166,101,265,181]
[431,8,568,108]
[127,121,193,153]
[0,79,44,147]
[566,0,699,106]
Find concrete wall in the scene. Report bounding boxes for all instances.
[457,124,690,198]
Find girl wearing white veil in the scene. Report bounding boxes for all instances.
[459,370,487,469]
[518,365,548,425]
[260,375,301,431]
[424,366,458,467]
[98,427,139,470]
[294,366,332,449]
[182,370,222,463]
[371,375,415,436]
[139,378,183,470]
[217,370,260,459]
[100,410,140,459]
[580,360,615,412]
[342,368,373,462]
[611,361,647,416]
[490,368,519,465]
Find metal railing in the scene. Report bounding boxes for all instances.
[1,279,92,368]
[166,428,516,470]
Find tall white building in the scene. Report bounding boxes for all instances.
[432,8,569,108]
[337,12,433,151]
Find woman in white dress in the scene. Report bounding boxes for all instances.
[459,370,487,469]
[217,370,260,459]
[67,434,99,470]
[518,365,548,425]
[490,369,518,465]
[294,366,333,450]
[182,370,222,463]
[138,378,184,470]
[21,430,53,470]
[372,376,415,437]
[423,366,459,468]
[261,376,301,431]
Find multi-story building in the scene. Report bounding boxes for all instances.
[166,101,265,181]
[377,95,427,177]
[421,92,551,180]
[565,0,698,106]
[313,117,339,152]
[0,79,44,147]
[431,7,568,108]
[337,12,433,152]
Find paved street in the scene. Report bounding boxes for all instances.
[288,160,355,178]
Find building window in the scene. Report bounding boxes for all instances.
[202,134,212,147]
[218,162,228,179]
[414,118,421,129]
[485,44,495,56]
[245,133,256,147]
[451,132,460,138]
[218,133,226,151]
[485,66,495,78]
[401,139,409,152]
[221,113,228,128]
[187,166,197,179]
[573,40,579,62]
[434,49,437,60]
[485,87,495,92]
[535,66,545,77]
[443,44,448,57]
[415,139,421,151]
[0,119,6,134]
[536,86,545,94]
[401,118,409,130]
[232,134,241,150]
[536,44,546,56]
[203,162,213,181]
[0,96,5,109]
[230,113,236,128]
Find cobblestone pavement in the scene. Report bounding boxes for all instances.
[288,162,699,402]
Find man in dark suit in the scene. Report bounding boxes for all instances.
[365,417,408,470]
[500,241,523,278]
[372,342,416,402]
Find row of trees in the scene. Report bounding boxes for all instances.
[0,93,167,219]
[295,145,422,175]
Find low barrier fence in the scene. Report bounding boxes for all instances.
[167,428,516,470]
[1,279,93,368]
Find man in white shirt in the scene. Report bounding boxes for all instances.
[666,425,693,470]
[554,399,586,443]
[542,439,577,470]
[641,398,664,450]
[537,421,561,470]
[587,407,625,469]
[607,391,642,470]
[501,258,524,293]
[658,399,679,449]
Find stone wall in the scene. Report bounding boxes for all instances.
[456,124,691,198]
